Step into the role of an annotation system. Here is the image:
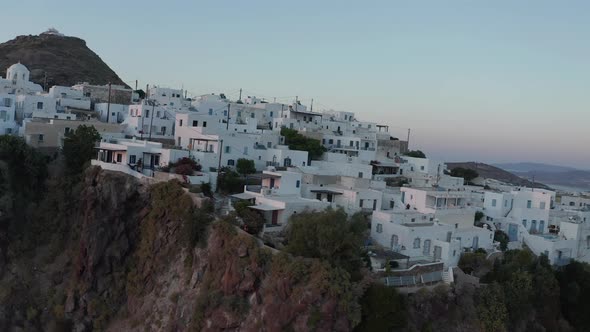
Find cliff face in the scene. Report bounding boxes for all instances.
[0,167,360,331]
[0,34,127,87]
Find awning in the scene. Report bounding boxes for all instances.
[231,192,257,200]
[310,189,343,195]
[249,204,284,211]
[260,173,282,179]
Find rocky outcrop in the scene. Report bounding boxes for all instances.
[0,33,127,87]
[0,167,361,331]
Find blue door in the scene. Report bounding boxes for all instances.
[539,220,545,234]
[508,224,518,241]
[531,220,537,233]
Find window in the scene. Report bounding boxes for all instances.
[192,120,199,127]
[413,238,421,248]
[0,110,6,120]
[359,199,364,208]
[225,146,231,153]
[38,134,44,142]
[527,200,532,208]
[322,139,326,144]
[296,180,300,188]
[350,140,354,146]
[243,147,248,155]
[504,200,508,207]
[116,154,122,163]
[270,111,273,117]
[203,121,207,127]
[209,108,213,115]
[328,139,333,144]
[227,159,235,166]
[64,127,70,134]
[37,102,43,109]
[376,223,383,233]
[145,110,149,118]
[251,113,255,118]
[540,202,546,209]
[237,111,242,117]
[358,172,363,178]
[267,142,272,148]
[156,111,161,118]
[411,218,415,222]
[130,155,136,164]
[420,166,425,170]
[492,199,497,207]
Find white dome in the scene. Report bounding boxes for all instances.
[7,62,29,74]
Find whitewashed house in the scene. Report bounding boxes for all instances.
[0,94,18,135]
[0,63,43,95]
[122,101,176,138]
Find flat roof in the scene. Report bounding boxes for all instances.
[249,204,284,211]
[260,173,282,179]
[231,192,257,200]
[95,146,127,152]
[310,189,343,195]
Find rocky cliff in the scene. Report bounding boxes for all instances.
[0,167,361,331]
[0,33,127,87]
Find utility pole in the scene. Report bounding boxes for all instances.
[135,80,138,91]
[281,104,285,119]
[148,100,155,140]
[106,82,112,123]
[140,84,148,140]
[295,96,298,112]
[310,98,313,112]
[43,72,48,92]
[226,103,231,130]
[238,88,242,102]
[407,128,411,149]
[216,139,224,193]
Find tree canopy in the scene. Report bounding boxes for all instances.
[403,150,426,158]
[285,208,366,276]
[280,127,326,160]
[451,167,479,182]
[62,125,101,174]
[236,158,256,176]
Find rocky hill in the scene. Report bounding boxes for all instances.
[446,161,551,189]
[0,32,127,88]
[0,167,361,331]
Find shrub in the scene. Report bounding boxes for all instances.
[175,163,194,176]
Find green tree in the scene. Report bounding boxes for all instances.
[450,167,479,183]
[62,125,101,174]
[494,231,509,251]
[355,283,407,331]
[403,150,426,158]
[236,158,255,176]
[286,207,366,276]
[477,282,507,332]
[217,167,245,194]
[280,127,327,160]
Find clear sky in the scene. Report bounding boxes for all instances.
[2,1,589,168]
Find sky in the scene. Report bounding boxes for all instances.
[2,1,589,169]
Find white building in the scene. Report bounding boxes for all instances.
[0,94,18,135]
[0,63,43,95]
[233,169,330,232]
[123,101,176,138]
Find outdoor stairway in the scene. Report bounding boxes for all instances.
[442,267,454,284]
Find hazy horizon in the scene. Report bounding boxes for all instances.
[2,1,588,168]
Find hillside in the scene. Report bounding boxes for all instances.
[446,162,551,189]
[493,162,580,173]
[0,32,127,87]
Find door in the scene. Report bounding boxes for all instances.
[539,220,545,233]
[327,193,333,202]
[269,178,275,188]
[390,235,399,251]
[434,246,442,260]
[316,193,322,201]
[508,224,518,241]
[423,239,431,255]
[446,232,452,242]
[531,220,537,233]
[373,200,377,211]
[271,210,278,225]
[472,236,479,250]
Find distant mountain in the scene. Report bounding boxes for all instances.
[446,162,552,190]
[493,162,579,173]
[0,32,127,88]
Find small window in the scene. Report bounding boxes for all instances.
[267,142,272,148]
[64,127,70,134]
[179,119,183,127]
[270,111,273,117]
[225,146,231,153]
[130,155,136,164]
[37,102,43,109]
[145,110,149,118]
[296,180,300,188]
[527,200,532,208]
[492,199,497,207]
[540,202,546,209]
[413,238,420,248]
[227,159,235,166]
[358,172,363,178]
[251,113,255,118]
[420,166,425,170]
[376,224,383,233]
[209,108,213,115]
[203,121,207,127]
[116,154,122,163]
[192,120,199,127]
[38,134,44,141]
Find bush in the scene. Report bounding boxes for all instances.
[236,158,256,176]
[175,163,194,176]
[403,150,426,158]
[201,183,212,197]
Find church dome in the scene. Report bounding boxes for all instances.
[7,62,30,84]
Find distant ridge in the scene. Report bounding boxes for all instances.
[446,161,552,190]
[493,162,579,173]
[0,31,128,88]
